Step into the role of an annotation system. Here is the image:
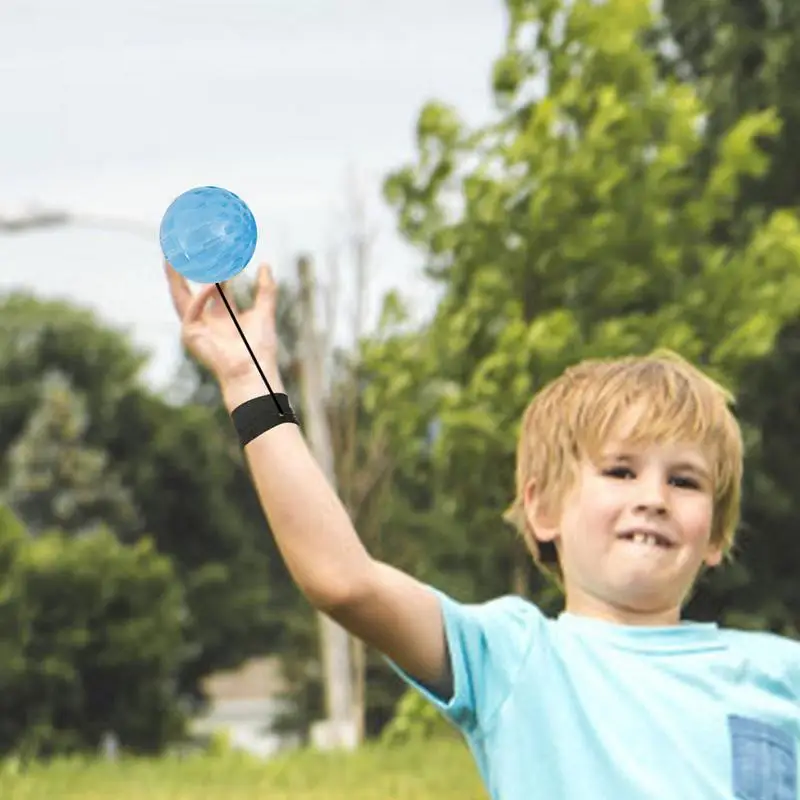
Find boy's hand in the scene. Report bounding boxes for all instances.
[165,261,282,400]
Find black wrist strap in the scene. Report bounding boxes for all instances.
[231,393,299,447]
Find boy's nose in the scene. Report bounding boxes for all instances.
[634,499,668,516]
[633,480,668,515]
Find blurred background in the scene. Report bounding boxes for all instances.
[1,0,800,797]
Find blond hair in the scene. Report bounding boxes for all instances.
[504,351,743,578]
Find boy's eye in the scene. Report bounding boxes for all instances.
[603,466,635,479]
[670,476,701,490]
[602,467,702,490]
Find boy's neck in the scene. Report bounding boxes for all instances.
[565,591,682,627]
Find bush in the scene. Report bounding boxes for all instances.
[0,507,188,758]
[380,689,457,746]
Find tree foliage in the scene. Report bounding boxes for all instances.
[364,0,800,621]
[0,506,186,757]
[0,292,278,713]
[4,371,141,539]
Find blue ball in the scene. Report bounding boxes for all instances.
[159,186,257,283]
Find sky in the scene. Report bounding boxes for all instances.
[0,0,506,392]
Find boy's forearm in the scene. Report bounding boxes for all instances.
[221,375,375,610]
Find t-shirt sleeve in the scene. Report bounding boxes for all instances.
[385,586,543,734]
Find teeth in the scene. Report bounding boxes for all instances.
[631,532,658,546]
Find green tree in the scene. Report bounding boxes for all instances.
[0,510,187,757]
[4,371,141,539]
[658,0,800,216]
[0,506,28,696]
[704,319,800,636]
[654,0,800,635]
[0,292,280,708]
[0,294,148,479]
[364,0,800,616]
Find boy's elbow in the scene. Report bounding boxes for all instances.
[303,563,377,615]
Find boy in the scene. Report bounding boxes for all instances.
[166,263,800,799]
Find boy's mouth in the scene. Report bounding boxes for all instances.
[617,530,674,549]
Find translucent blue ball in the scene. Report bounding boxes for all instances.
[159,186,257,283]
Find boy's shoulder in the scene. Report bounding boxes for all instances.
[434,591,548,662]
[718,624,800,655]
[437,589,543,624]
[717,624,800,687]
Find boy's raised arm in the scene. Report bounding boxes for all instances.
[223,377,450,692]
[166,262,451,695]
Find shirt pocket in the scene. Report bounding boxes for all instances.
[729,714,797,800]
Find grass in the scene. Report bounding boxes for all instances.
[0,739,487,800]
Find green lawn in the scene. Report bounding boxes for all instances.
[0,739,487,800]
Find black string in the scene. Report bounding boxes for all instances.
[215,282,285,417]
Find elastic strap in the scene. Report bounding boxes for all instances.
[231,393,299,447]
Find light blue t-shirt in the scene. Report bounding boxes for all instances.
[388,589,800,800]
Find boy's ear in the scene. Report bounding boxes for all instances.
[523,479,559,544]
[703,542,723,569]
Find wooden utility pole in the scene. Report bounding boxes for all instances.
[295,254,357,751]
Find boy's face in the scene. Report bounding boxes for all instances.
[528,412,722,625]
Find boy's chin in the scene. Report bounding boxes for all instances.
[594,568,693,614]
[607,579,689,618]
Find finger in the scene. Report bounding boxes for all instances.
[215,279,239,317]
[184,283,218,325]
[254,263,277,308]
[164,261,192,318]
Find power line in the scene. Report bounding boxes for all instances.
[0,209,154,241]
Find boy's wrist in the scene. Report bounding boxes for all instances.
[221,372,286,411]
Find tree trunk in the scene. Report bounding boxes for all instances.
[296,255,357,750]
